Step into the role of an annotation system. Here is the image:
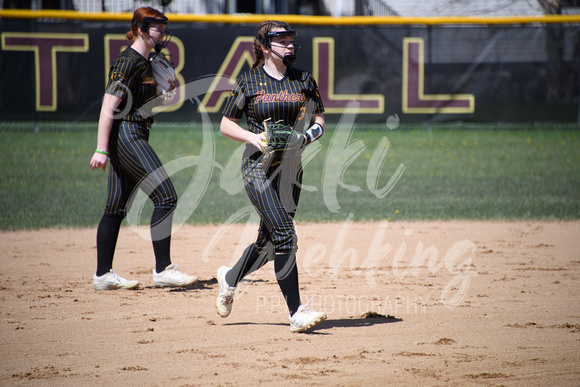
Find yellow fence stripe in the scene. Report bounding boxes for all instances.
[1,9,580,25]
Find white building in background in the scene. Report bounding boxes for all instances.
[324,0,544,17]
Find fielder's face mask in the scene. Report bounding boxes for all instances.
[133,16,173,53]
[256,22,300,67]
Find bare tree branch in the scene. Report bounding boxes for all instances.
[538,0,562,14]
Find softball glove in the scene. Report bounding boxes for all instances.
[150,53,176,100]
[264,121,304,152]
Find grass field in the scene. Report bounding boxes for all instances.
[1,122,579,231]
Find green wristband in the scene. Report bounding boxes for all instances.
[95,149,109,156]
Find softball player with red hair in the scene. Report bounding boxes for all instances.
[90,6,196,290]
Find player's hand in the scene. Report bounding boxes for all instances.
[252,132,267,153]
[90,152,108,171]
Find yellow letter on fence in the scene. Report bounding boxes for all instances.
[2,32,88,112]
[402,37,474,114]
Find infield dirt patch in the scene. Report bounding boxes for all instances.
[1,221,579,385]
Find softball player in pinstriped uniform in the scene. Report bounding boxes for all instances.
[89,6,197,290]
[216,20,327,332]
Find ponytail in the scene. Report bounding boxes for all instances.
[251,39,264,69]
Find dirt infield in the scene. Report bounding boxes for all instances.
[1,221,579,386]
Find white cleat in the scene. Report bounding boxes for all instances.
[93,269,140,290]
[216,266,236,318]
[289,297,326,333]
[153,263,198,288]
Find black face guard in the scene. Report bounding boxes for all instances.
[132,16,172,53]
[256,24,299,67]
[263,29,296,42]
[132,16,168,33]
[153,32,172,53]
[275,51,297,67]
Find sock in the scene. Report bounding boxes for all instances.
[151,207,174,273]
[225,243,272,287]
[96,213,124,276]
[274,251,301,317]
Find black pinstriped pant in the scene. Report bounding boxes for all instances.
[95,119,177,276]
[242,146,303,254]
[105,119,177,216]
[224,147,304,316]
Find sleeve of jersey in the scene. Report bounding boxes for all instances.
[105,58,136,99]
[308,75,325,114]
[222,77,247,119]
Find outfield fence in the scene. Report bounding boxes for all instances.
[1,10,579,127]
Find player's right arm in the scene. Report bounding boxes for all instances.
[220,116,266,153]
[90,93,122,171]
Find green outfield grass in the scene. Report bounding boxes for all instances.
[0,122,578,230]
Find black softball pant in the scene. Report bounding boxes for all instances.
[95,120,177,276]
[224,151,304,315]
[242,150,303,254]
[105,120,177,216]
